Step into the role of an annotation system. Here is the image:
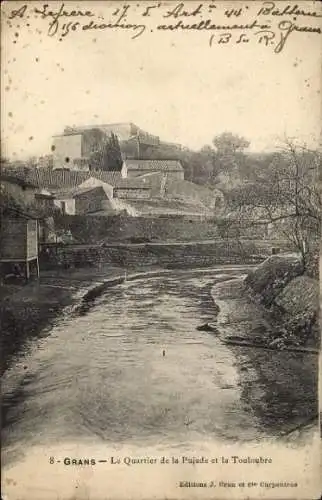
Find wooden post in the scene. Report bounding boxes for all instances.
[26,261,30,280]
[36,256,40,279]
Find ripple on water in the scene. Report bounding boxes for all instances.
[2,266,315,458]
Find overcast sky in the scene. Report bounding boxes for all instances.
[2,1,321,159]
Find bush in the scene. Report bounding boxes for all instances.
[244,255,304,306]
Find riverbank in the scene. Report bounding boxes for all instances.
[210,255,319,437]
[244,254,319,350]
[211,254,319,351]
[0,264,129,375]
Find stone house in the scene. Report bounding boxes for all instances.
[13,169,119,215]
[51,122,160,170]
[73,186,114,215]
[73,177,150,215]
[121,159,184,181]
[75,175,150,201]
[52,133,85,171]
[113,181,150,200]
[34,189,56,213]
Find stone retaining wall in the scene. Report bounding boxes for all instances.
[39,240,293,270]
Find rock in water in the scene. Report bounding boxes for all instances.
[196,323,219,334]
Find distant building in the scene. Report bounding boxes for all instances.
[52,122,161,170]
[73,185,149,216]
[65,122,159,143]
[4,168,150,215]
[73,176,150,215]
[121,159,184,181]
[34,190,56,212]
[1,161,222,219]
[73,186,114,215]
[52,133,87,171]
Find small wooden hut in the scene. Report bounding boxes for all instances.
[0,217,39,280]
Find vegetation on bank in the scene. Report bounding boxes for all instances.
[244,255,319,350]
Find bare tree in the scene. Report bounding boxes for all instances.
[225,139,321,269]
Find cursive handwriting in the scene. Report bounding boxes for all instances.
[275,19,321,53]
[5,1,322,52]
[257,1,322,18]
[163,3,203,18]
[81,20,146,40]
[34,3,94,37]
[157,19,271,32]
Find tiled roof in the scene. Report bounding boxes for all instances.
[85,171,124,186]
[74,176,148,192]
[1,167,125,191]
[0,173,38,188]
[73,186,107,198]
[123,160,184,172]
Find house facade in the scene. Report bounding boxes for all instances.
[52,123,161,170]
[52,133,85,171]
[53,196,76,215]
[121,160,184,181]
[113,186,150,199]
[74,186,114,215]
[34,190,56,212]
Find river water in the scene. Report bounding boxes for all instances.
[1,266,318,490]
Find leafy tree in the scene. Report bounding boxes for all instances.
[185,147,217,185]
[213,132,250,155]
[212,132,250,177]
[177,132,251,186]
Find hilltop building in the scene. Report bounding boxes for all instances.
[2,122,224,218]
[52,122,161,170]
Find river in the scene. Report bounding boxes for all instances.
[1,266,319,499]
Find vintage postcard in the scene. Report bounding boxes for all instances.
[1,1,321,499]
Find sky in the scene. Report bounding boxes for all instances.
[1,0,321,159]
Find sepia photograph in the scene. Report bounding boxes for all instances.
[1,1,321,499]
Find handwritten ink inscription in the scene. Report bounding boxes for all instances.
[5,1,322,53]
